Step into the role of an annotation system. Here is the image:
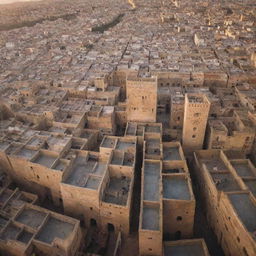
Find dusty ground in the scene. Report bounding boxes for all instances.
[0,0,41,4]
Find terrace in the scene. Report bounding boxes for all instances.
[65,154,97,187]
[243,179,256,197]
[32,152,57,168]
[231,160,256,178]
[103,176,131,206]
[125,123,137,136]
[163,145,181,161]
[17,230,33,244]
[145,138,161,156]
[201,157,227,172]
[15,208,47,229]
[116,139,135,151]
[142,204,160,231]
[35,216,74,244]
[84,175,101,190]
[209,120,228,133]
[163,175,191,200]
[188,95,204,103]
[162,167,185,174]
[0,223,21,241]
[210,172,241,192]
[5,143,22,155]
[52,159,69,172]
[164,241,208,256]
[14,147,37,160]
[26,136,46,148]
[143,161,161,202]
[228,193,256,233]
[144,125,161,134]
[101,137,116,148]
[93,162,107,176]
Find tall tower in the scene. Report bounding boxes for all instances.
[182,93,210,152]
[126,75,157,123]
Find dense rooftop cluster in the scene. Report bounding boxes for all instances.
[0,0,255,255]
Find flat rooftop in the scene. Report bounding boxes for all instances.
[188,95,204,103]
[36,216,74,244]
[209,120,227,132]
[243,179,256,197]
[164,242,207,256]
[15,147,37,160]
[146,138,161,148]
[65,155,97,187]
[101,137,116,148]
[201,158,227,172]
[26,136,45,148]
[231,161,256,178]
[228,193,256,233]
[15,208,47,229]
[142,205,160,231]
[53,160,67,172]
[145,125,161,133]
[0,189,13,205]
[32,153,57,168]
[123,152,134,167]
[0,223,21,241]
[111,152,123,165]
[103,176,130,206]
[143,161,161,202]
[163,146,181,161]
[17,230,33,244]
[163,167,185,174]
[163,176,191,200]
[126,123,137,136]
[93,162,107,176]
[85,176,101,190]
[210,172,241,192]
[116,140,135,151]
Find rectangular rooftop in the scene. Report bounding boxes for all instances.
[32,153,57,168]
[65,155,97,187]
[103,176,130,206]
[210,172,241,192]
[142,204,160,231]
[231,160,256,178]
[35,216,75,244]
[228,193,256,233]
[164,240,209,256]
[163,146,181,161]
[143,161,161,202]
[163,175,191,200]
[15,208,47,229]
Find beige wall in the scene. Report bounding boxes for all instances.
[182,94,210,151]
[127,77,157,123]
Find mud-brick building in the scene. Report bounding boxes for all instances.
[182,94,210,152]
[126,76,157,123]
[193,149,256,256]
